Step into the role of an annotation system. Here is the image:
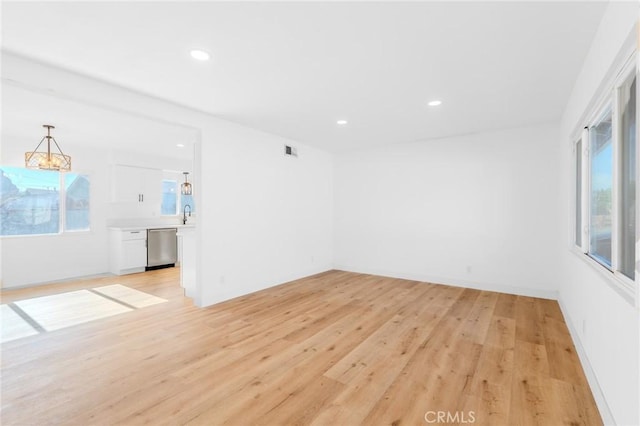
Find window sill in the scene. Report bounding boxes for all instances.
[570,247,637,307]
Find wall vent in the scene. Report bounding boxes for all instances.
[284,145,298,157]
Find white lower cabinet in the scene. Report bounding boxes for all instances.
[109,229,147,275]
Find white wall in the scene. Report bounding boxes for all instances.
[558,3,639,425]
[334,123,561,299]
[202,122,333,304]
[1,53,334,305]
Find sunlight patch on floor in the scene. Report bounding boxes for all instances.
[14,290,133,331]
[1,285,168,343]
[93,284,167,308]
[0,304,39,343]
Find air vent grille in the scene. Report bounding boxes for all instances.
[284,145,298,157]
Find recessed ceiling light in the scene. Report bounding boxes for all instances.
[176,143,185,148]
[190,49,211,61]
[428,100,442,107]
[336,120,348,126]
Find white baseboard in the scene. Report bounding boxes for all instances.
[556,298,615,425]
[203,266,334,307]
[332,265,558,300]
[1,272,113,290]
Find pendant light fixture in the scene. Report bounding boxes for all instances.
[181,171,192,195]
[25,125,71,171]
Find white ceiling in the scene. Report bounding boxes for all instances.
[2,83,199,160]
[2,1,607,152]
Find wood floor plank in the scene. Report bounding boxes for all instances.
[484,315,516,349]
[514,296,546,345]
[494,293,517,319]
[514,340,550,377]
[461,380,512,426]
[509,376,557,426]
[459,291,499,344]
[547,378,602,426]
[0,268,602,425]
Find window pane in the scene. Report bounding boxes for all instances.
[619,76,636,279]
[575,139,582,247]
[0,167,60,236]
[161,180,177,215]
[590,111,613,267]
[181,193,195,214]
[65,173,90,231]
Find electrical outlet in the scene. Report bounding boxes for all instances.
[466,265,472,273]
[220,275,225,284]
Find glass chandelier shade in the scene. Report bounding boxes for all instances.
[25,125,71,171]
[181,171,192,195]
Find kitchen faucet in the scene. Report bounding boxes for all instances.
[182,204,192,225]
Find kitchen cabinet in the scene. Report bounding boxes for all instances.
[110,165,162,205]
[109,228,147,275]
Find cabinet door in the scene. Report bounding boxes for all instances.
[121,239,147,269]
[111,165,144,203]
[140,168,162,205]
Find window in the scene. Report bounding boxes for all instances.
[181,193,194,214]
[0,167,90,236]
[574,56,638,295]
[589,109,613,267]
[161,180,178,215]
[161,178,195,216]
[65,173,90,231]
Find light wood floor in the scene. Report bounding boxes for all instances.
[0,269,601,425]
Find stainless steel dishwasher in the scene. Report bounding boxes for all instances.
[146,228,177,270]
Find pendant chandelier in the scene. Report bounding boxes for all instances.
[181,171,192,195]
[25,124,71,171]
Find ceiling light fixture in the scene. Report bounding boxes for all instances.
[176,143,185,148]
[428,100,442,107]
[190,49,210,61]
[25,124,71,171]
[181,171,193,195]
[336,120,348,126]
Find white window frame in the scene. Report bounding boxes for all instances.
[571,49,638,305]
[574,129,589,254]
[573,136,583,250]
